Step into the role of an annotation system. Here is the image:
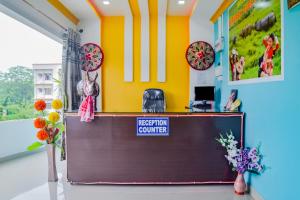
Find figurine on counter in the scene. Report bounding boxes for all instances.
[224,89,241,112]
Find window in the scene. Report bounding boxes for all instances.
[38,73,43,81]
[44,72,52,81]
[36,71,53,82]
[36,87,53,96]
[0,11,62,121]
[44,88,52,95]
[38,88,43,95]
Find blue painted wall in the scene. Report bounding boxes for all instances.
[214,1,300,199]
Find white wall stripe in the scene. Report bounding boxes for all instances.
[157,0,167,82]
[124,4,133,82]
[138,0,150,82]
[189,0,215,102]
[78,18,102,111]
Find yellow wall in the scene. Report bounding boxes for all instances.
[101,16,190,112]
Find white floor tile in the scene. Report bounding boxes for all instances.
[0,151,254,200]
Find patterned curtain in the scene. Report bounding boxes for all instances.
[62,28,82,112]
[61,28,82,160]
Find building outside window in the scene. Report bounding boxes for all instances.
[36,87,53,96]
[33,64,62,112]
[0,11,62,121]
[38,73,43,81]
[44,72,52,81]
[44,88,52,95]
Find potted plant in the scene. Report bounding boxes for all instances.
[217,131,264,195]
[27,99,64,182]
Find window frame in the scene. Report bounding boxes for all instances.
[0,2,64,44]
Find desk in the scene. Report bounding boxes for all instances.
[65,113,244,184]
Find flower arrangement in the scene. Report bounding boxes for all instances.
[27,99,65,151]
[216,131,264,174]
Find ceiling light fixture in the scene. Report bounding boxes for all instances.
[103,0,110,5]
[177,0,185,5]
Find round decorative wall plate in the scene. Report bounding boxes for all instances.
[80,43,104,71]
[185,41,215,70]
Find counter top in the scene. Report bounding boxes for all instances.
[65,112,244,117]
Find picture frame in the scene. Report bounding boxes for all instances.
[224,89,238,111]
[288,0,300,9]
[228,0,284,85]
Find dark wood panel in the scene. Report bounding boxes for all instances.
[66,113,244,184]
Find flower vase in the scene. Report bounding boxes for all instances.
[234,173,246,195]
[46,144,58,182]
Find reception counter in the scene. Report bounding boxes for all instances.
[65,112,244,185]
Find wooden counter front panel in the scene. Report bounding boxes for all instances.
[66,114,243,184]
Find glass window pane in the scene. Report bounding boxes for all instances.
[0,11,62,122]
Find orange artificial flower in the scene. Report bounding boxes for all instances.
[34,100,46,111]
[33,118,46,129]
[36,129,49,141]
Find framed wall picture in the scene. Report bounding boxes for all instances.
[288,0,300,9]
[228,0,284,85]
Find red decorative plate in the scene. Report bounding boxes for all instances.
[186,41,215,70]
[80,43,104,71]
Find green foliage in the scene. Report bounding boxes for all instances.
[229,0,282,80]
[55,122,65,133]
[0,66,35,121]
[54,131,62,144]
[53,122,65,144]
[27,141,44,151]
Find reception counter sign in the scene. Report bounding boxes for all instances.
[136,117,169,136]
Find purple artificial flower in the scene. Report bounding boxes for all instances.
[217,132,264,175]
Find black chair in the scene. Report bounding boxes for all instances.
[142,89,166,113]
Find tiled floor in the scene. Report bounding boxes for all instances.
[0,151,254,200]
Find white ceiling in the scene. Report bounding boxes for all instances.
[17,0,224,22]
[60,0,98,20]
[59,0,208,18]
[93,0,132,16]
[167,0,197,16]
[192,0,223,18]
[83,0,222,18]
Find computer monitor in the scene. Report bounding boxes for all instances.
[194,86,215,101]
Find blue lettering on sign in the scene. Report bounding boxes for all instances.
[136,117,169,136]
